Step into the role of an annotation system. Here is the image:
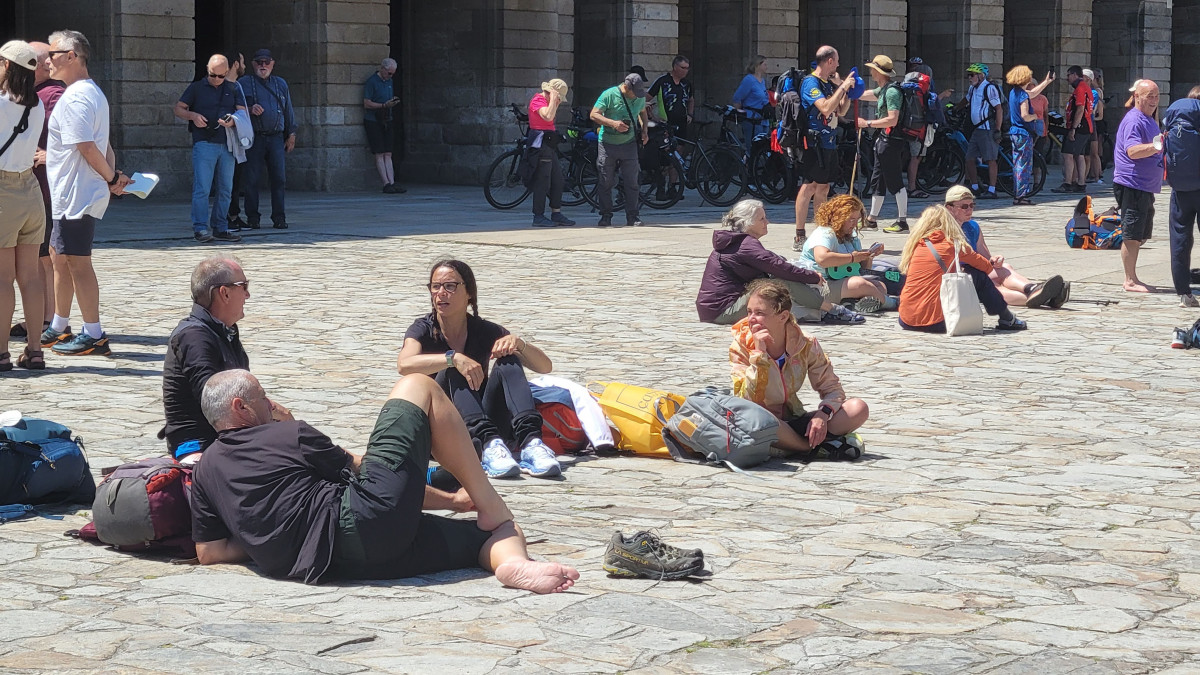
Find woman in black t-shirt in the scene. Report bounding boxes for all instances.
[398,259,559,478]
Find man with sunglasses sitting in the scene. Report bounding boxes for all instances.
[160,256,253,463]
[174,54,247,243]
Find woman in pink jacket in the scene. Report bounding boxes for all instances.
[729,279,870,459]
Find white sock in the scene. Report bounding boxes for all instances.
[50,314,69,332]
[82,322,103,339]
[870,195,884,219]
[895,188,909,222]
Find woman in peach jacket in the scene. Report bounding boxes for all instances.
[729,279,870,457]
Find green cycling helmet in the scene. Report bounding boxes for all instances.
[966,63,988,76]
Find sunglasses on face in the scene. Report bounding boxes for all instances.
[950,202,976,210]
[208,71,227,79]
[254,59,271,66]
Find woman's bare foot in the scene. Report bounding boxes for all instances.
[1123,280,1155,293]
[495,559,580,594]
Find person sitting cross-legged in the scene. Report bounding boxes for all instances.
[729,279,870,459]
[799,194,899,315]
[190,369,579,593]
[943,186,1068,308]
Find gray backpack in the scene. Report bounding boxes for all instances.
[658,388,779,472]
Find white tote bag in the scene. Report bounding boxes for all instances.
[923,240,984,336]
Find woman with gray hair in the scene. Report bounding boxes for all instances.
[696,199,863,325]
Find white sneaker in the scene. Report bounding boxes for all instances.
[519,438,562,478]
[481,438,520,478]
[1181,294,1199,308]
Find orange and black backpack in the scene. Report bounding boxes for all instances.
[1066,195,1123,250]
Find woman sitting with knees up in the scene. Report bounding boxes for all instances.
[398,259,560,479]
[799,194,899,315]
[696,199,865,326]
[898,205,1028,332]
[729,279,870,460]
[944,186,1069,308]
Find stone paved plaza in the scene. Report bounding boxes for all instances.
[2,186,1199,674]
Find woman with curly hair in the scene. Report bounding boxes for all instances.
[898,205,1027,332]
[798,194,898,314]
[1005,65,1054,205]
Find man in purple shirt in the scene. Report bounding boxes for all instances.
[1112,79,1164,294]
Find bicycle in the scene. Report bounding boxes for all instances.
[941,107,1046,198]
[639,120,748,208]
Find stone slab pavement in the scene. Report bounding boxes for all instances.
[2,184,1199,674]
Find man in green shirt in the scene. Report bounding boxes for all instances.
[590,73,650,227]
[856,55,910,233]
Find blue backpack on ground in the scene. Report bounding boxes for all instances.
[1066,196,1123,250]
[0,416,96,507]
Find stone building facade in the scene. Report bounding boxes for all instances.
[3,0,1196,196]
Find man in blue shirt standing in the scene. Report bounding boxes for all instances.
[240,49,297,229]
[175,54,246,242]
[794,45,854,251]
[363,58,405,194]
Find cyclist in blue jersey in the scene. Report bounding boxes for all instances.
[793,45,854,252]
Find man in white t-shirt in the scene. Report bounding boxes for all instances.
[42,29,131,357]
[957,63,1003,199]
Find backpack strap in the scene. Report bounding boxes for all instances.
[0,103,35,159]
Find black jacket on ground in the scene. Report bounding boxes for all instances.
[160,304,250,454]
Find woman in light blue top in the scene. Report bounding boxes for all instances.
[799,194,898,314]
[731,55,771,155]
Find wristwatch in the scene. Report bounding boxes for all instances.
[444,350,455,368]
[818,403,836,417]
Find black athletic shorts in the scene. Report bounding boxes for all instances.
[800,146,839,185]
[785,411,819,437]
[49,215,97,256]
[1062,131,1091,156]
[364,119,395,155]
[1114,182,1155,242]
[330,399,490,580]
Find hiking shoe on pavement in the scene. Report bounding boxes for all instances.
[853,297,884,314]
[550,212,576,226]
[1025,275,1064,308]
[883,221,908,234]
[792,230,807,251]
[272,221,289,230]
[194,229,214,243]
[52,332,111,356]
[40,325,72,348]
[603,530,704,580]
[481,438,520,478]
[1181,294,1199,308]
[228,215,247,231]
[1048,281,1071,309]
[519,438,562,477]
[532,215,556,227]
[862,219,878,230]
[978,190,998,200]
[597,216,613,227]
[816,433,864,461]
[822,304,865,324]
[212,230,242,242]
[1051,183,1073,194]
[996,315,1028,331]
[244,220,262,230]
[629,219,644,227]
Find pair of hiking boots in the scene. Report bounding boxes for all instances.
[603,530,705,580]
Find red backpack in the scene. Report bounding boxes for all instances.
[536,401,589,455]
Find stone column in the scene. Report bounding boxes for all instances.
[630,0,680,78]
[806,0,907,81]
[1093,0,1172,103]
[910,0,1001,97]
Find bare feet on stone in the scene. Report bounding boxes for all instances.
[1123,280,1155,293]
[495,559,580,594]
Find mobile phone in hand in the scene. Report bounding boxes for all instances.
[869,242,884,255]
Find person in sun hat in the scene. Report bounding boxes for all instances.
[855,55,911,233]
[526,77,576,228]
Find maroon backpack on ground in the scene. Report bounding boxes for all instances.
[69,457,195,558]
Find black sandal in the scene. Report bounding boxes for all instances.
[0,352,10,372]
[17,347,44,370]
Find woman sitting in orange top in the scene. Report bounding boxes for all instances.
[730,279,870,459]
[898,205,1028,332]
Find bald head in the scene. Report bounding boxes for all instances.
[1129,78,1160,115]
[208,54,229,70]
[29,41,50,85]
[814,45,839,77]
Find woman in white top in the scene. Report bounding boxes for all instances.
[0,41,47,370]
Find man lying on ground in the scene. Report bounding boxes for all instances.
[189,369,579,593]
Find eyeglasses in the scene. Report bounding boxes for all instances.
[950,202,976,210]
[427,281,461,293]
[48,50,72,57]
[207,71,227,79]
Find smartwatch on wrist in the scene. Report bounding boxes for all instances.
[818,403,836,418]
[444,350,455,368]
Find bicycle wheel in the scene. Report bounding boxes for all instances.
[917,149,963,194]
[695,145,747,207]
[585,165,626,211]
[483,148,530,210]
[1029,151,1048,197]
[560,154,588,207]
[748,145,789,204]
[996,154,1016,197]
[639,156,685,209]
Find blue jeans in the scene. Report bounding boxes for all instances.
[191,141,235,234]
[245,133,287,225]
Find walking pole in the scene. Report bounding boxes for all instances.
[849,99,862,191]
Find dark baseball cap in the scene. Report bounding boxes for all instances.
[252,48,273,62]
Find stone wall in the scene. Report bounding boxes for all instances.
[1174,0,1200,97]
[1006,0,1092,106]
